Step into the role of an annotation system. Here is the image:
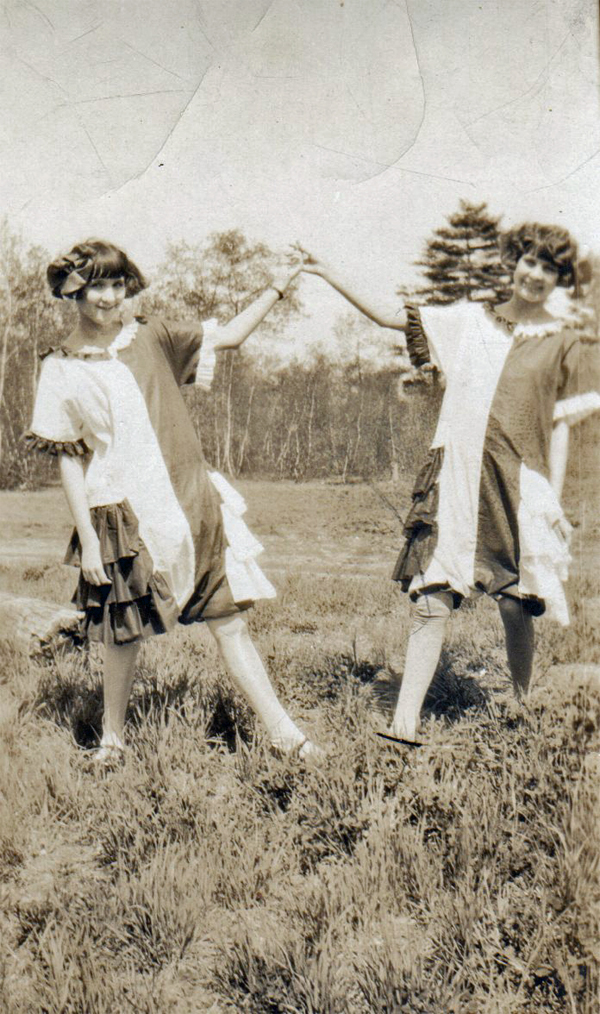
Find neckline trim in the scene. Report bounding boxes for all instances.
[484,303,562,339]
[55,318,142,360]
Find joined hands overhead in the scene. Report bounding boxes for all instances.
[288,242,330,277]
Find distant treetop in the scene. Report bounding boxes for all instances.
[412,200,511,305]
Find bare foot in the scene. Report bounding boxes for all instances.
[271,736,325,762]
[93,731,125,765]
[92,743,125,766]
[297,738,326,761]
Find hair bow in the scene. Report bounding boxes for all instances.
[59,259,93,296]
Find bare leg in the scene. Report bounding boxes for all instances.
[101,641,140,749]
[497,597,535,699]
[388,590,453,742]
[207,614,320,757]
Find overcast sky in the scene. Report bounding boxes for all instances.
[2,0,599,351]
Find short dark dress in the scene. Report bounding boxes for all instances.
[26,316,276,644]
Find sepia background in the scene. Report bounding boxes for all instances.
[2,0,599,334]
[1,2,599,1012]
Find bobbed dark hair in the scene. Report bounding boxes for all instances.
[47,239,147,299]
[500,223,578,288]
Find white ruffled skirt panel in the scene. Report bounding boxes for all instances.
[207,471,277,603]
[517,464,572,625]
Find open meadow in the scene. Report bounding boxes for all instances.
[0,468,599,1013]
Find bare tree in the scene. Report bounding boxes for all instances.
[0,223,63,487]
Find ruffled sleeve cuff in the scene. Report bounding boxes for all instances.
[194,318,221,391]
[23,432,89,457]
[404,303,432,368]
[553,391,600,426]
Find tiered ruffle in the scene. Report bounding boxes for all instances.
[404,303,432,368]
[392,453,573,622]
[391,448,443,590]
[516,465,572,625]
[207,472,277,602]
[66,475,276,645]
[193,319,220,391]
[66,500,180,645]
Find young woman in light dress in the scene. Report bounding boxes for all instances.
[27,239,321,762]
[298,224,599,744]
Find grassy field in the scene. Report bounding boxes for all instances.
[0,475,599,1013]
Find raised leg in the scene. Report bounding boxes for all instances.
[207,614,319,757]
[497,596,535,699]
[101,641,140,749]
[388,590,453,742]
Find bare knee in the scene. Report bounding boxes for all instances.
[207,613,248,645]
[411,590,454,627]
[104,641,140,665]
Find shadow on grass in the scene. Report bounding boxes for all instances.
[304,648,493,726]
[34,651,104,749]
[369,653,492,725]
[128,669,252,752]
[35,654,253,752]
[33,638,498,753]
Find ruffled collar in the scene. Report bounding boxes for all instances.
[484,303,562,340]
[42,317,146,360]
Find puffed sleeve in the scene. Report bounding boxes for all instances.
[25,355,88,456]
[192,318,221,391]
[554,334,600,426]
[155,317,221,389]
[404,303,432,368]
[409,302,467,377]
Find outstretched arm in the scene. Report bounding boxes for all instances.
[211,264,300,350]
[296,247,407,331]
[59,453,110,585]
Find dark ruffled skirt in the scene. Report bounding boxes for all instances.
[391,448,443,591]
[65,500,181,645]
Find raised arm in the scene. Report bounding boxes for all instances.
[59,453,110,585]
[211,264,301,351]
[296,247,407,331]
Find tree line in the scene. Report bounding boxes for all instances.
[0,202,596,489]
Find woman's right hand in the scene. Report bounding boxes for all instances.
[80,537,111,585]
[271,260,302,294]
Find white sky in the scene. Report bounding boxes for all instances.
[2,0,599,355]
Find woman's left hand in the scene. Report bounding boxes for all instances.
[553,515,573,547]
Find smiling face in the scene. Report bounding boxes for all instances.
[512,252,559,306]
[77,276,127,328]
